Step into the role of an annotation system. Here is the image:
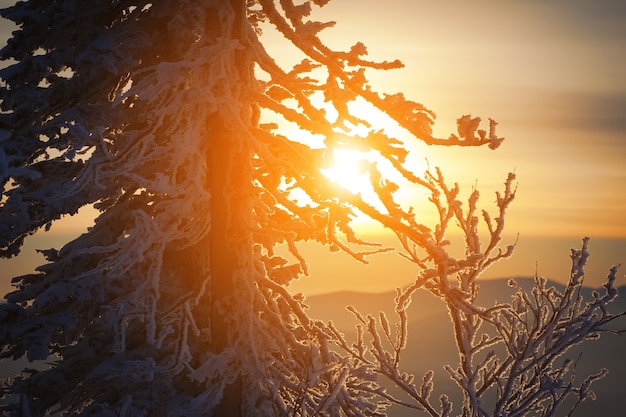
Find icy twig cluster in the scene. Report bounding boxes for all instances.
[325,169,623,416]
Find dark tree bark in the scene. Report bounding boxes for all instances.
[208,2,250,414]
[208,115,245,416]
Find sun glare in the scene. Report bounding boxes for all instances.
[320,146,401,235]
[321,148,374,195]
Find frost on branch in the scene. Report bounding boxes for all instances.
[319,121,623,415]
[325,171,624,416]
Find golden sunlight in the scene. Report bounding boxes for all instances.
[319,98,407,194]
[318,147,392,234]
[320,148,373,195]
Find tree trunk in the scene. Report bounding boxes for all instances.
[206,2,251,415]
[209,114,245,416]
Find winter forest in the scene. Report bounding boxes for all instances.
[0,1,624,416]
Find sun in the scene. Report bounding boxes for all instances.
[315,98,433,232]
[320,147,389,233]
[321,148,375,196]
[318,136,434,234]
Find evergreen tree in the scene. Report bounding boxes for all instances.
[0,1,621,416]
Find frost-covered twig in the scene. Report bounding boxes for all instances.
[325,160,622,417]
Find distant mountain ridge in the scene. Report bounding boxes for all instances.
[305,277,626,332]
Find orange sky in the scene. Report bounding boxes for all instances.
[1,0,625,295]
[267,0,626,294]
[303,0,626,239]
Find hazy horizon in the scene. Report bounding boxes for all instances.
[3,224,624,297]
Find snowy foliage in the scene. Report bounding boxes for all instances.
[326,234,622,416]
[0,1,621,416]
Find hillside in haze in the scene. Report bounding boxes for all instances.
[305,278,626,417]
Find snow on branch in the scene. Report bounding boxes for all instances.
[325,236,623,416]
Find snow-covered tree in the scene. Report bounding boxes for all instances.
[0,1,621,416]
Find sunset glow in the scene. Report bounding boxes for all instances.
[321,148,372,193]
[1,0,625,296]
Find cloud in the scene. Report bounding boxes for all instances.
[507,89,626,138]
[544,0,626,40]
[558,92,626,134]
